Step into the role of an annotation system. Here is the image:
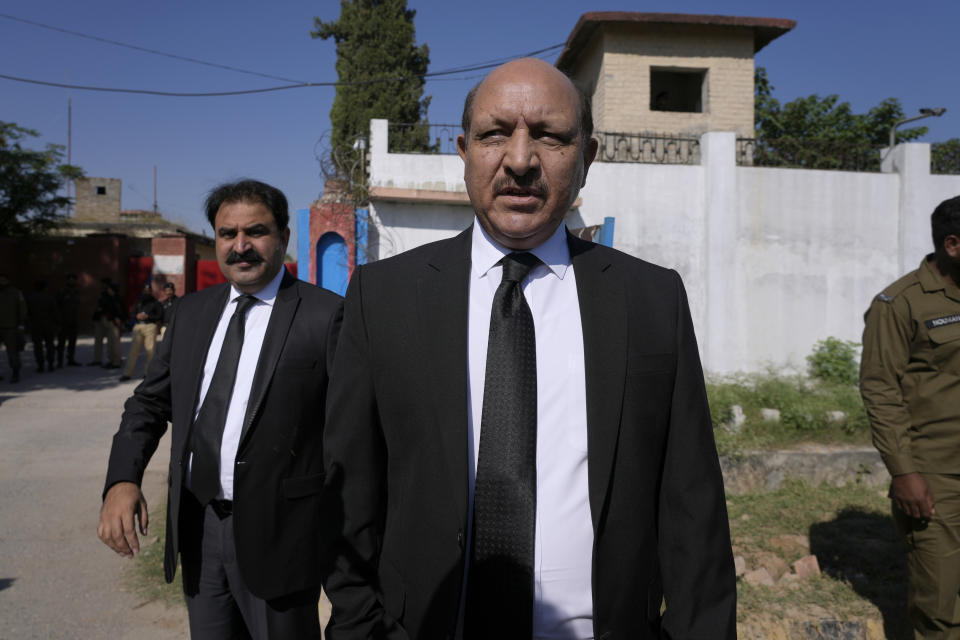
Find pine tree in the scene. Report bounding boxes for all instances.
[312,0,432,193]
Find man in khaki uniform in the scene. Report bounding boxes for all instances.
[861,194,960,638]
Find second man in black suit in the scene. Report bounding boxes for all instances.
[98,179,342,639]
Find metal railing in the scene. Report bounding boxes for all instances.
[593,131,700,165]
[387,123,461,155]
[737,138,883,172]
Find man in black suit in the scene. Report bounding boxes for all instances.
[98,179,342,638]
[322,58,736,639]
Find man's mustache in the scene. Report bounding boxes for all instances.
[226,249,264,265]
[493,176,548,198]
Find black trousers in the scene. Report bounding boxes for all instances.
[57,324,77,364]
[179,494,322,640]
[31,328,55,368]
[0,328,19,373]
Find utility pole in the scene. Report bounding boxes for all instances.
[153,166,158,215]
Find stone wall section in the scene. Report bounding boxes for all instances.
[585,23,755,137]
[74,177,122,222]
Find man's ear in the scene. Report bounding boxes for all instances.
[945,234,960,259]
[581,136,599,187]
[457,134,468,162]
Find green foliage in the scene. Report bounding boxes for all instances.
[708,371,870,454]
[932,138,960,175]
[312,0,432,196]
[753,67,926,170]
[0,121,83,236]
[807,337,860,386]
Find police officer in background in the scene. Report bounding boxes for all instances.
[158,282,178,341]
[26,280,59,373]
[56,273,81,367]
[861,194,960,638]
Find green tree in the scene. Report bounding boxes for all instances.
[753,67,926,170]
[0,121,83,236]
[312,0,432,196]
[932,138,960,175]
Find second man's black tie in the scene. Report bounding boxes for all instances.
[189,294,258,506]
[466,252,539,639]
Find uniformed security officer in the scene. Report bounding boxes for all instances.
[861,194,960,639]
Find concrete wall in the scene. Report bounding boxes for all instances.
[366,119,960,375]
[565,24,755,137]
[74,177,122,222]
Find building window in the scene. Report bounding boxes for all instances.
[650,68,707,113]
[96,186,107,195]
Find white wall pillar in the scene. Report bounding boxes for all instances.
[885,143,933,273]
[701,131,738,373]
[369,119,389,186]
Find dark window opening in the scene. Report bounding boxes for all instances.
[96,186,107,195]
[650,68,706,113]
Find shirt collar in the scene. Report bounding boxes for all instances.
[229,265,285,307]
[470,219,571,280]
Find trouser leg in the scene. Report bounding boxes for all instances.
[31,331,44,369]
[56,329,65,366]
[58,325,77,365]
[141,323,157,375]
[1,328,19,377]
[43,330,54,368]
[92,320,105,363]
[894,473,960,639]
[182,503,252,640]
[181,498,322,640]
[123,325,145,377]
[107,322,121,366]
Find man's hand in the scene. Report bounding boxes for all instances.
[136,311,147,321]
[98,482,149,557]
[892,472,936,520]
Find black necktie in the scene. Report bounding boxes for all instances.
[466,252,539,639]
[189,294,258,505]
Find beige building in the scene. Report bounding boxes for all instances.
[56,177,214,260]
[556,12,795,140]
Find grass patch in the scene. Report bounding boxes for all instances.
[125,501,183,608]
[708,372,871,455]
[729,480,910,637]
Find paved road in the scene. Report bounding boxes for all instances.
[0,336,187,639]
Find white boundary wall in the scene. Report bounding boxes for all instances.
[366,119,960,375]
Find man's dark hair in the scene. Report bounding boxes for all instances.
[931,195,960,255]
[204,179,289,232]
[460,76,594,147]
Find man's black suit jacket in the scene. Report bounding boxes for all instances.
[323,227,736,639]
[104,270,343,600]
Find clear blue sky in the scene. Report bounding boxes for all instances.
[1,0,957,253]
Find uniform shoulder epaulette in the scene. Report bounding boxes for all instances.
[875,270,921,303]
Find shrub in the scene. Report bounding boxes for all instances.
[807,337,860,386]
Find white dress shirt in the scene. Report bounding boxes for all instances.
[188,266,285,501]
[464,221,594,639]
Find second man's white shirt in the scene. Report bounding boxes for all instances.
[189,266,284,501]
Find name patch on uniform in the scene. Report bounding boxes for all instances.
[925,314,960,329]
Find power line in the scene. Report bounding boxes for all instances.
[0,44,566,97]
[0,12,562,83]
[0,12,306,83]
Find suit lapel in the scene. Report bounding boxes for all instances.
[418,227,473,525]
[238,270,299,446]
[180,285,230,432]
[569,232,627,533]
